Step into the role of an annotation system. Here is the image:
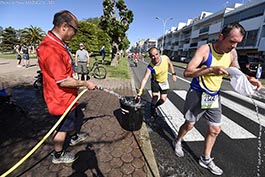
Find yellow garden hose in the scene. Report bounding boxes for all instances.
[1,88,88,177]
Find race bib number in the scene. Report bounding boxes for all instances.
[201,92,219,109]
[158,81,169,90]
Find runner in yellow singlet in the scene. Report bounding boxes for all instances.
[173,23,262,176]
[136,47,177,122]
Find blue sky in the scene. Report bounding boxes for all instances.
[0,0,243,47]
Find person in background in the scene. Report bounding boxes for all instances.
[133,52,139,67]
[75,43,90,80]
[37,10,98,164]
[15,44,22,67]
[111,45,117,60]
[136,47,177,122]
[100,45,106,63]
[21,43,30,68]
[133,52,139,60]
[173,23,262,176]
[256,63,263,79]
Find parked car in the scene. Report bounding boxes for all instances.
[170,55,190,63]
[183,56,192,63]
[238,56,265,78]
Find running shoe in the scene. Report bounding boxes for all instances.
[52,152,77,164]
[199,156,223,176]
[173,141,184,157]
[69,132,88,146]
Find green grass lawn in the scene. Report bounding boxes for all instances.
[104,58,130,79]
[88,56,130,80]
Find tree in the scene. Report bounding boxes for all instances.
[20,25,45,47]
[120,36,130,54]
[99,0,134,65]
[0,27,18,53]
[68,20,111,56]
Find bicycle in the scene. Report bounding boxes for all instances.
[87,56,107,79]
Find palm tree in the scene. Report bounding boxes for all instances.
[21,25,45,51]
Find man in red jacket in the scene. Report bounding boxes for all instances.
[37,10,98,164]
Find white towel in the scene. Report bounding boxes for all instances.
[226,67,256,96]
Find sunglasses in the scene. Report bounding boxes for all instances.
[68,23,78,34]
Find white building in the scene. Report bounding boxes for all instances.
[156,0,265,61]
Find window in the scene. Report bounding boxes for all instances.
[245,30,258,46]
[199,26,209,34]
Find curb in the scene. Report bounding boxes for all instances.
[129,65,160,177]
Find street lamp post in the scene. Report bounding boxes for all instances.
[155,17,173,55]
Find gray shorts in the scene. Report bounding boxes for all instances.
[184,89,222,126]
[76,62,88,74]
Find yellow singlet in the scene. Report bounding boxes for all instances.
[148,55,169,83]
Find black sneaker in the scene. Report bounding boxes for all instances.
[150,107,158,121]
[149,115,156,123]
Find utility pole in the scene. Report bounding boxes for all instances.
[155,17,173,55]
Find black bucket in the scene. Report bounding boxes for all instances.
[119,96,146,131]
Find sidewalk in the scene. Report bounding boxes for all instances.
[0,59,160,177]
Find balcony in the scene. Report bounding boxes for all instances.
[183,43,190,51]
[199,26,209,35]
[258,37,265,51]
[197,40,207,47]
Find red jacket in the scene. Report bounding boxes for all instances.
[37,31,77,115]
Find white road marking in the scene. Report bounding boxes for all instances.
[222,90,265,110]
[221,96,265,127]
[148,91,204,142]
